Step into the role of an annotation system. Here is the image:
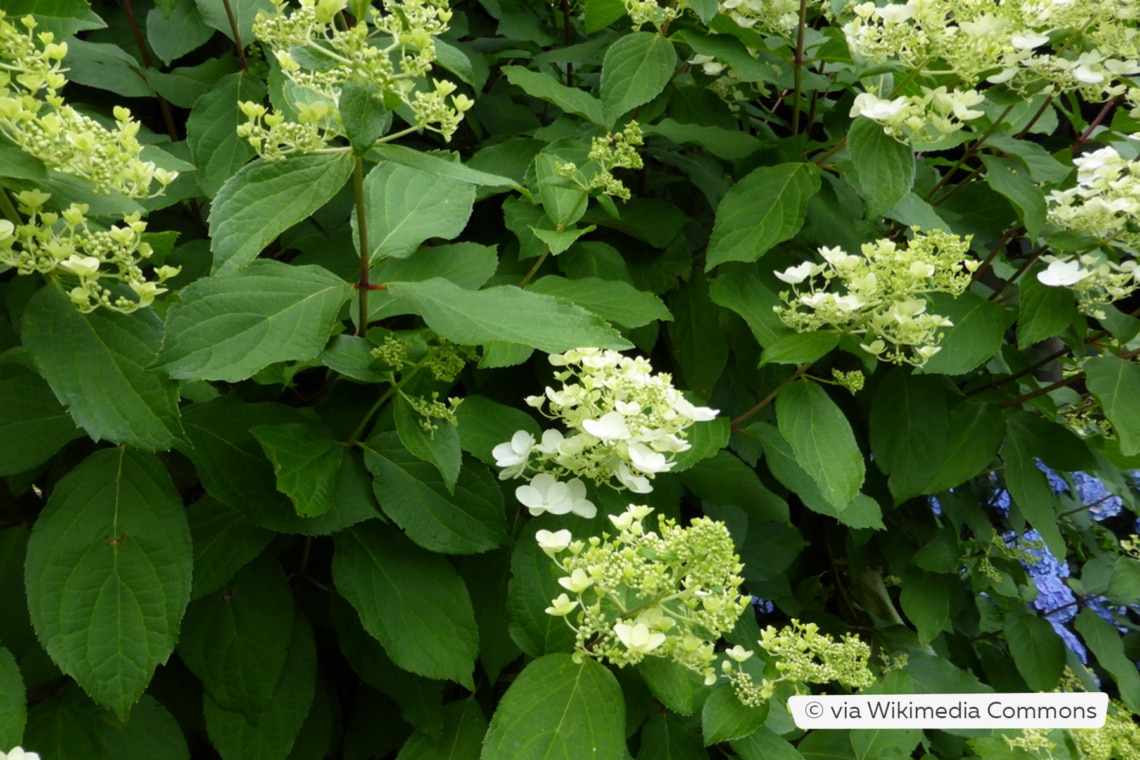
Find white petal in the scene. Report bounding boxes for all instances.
[582,411,631,441]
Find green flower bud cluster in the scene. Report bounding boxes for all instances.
[840,0,1140,104]
[0,14,177,198]
[773,229,977,366]
[238,0,472,160]
[492,348,718,515]
[721,619,875,707]
[554,123,646,202]
[830,368,865,394]
[537,505,750,683]
[403,391,461,436]
[1037,253,1139,320]
[1072,700,1140,760]
[0,191,178,313]
[621,0,680,31]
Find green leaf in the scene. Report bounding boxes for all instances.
[0,647,25,749]
[848,117,915,216]
[203,617,316,760]
[0,134,47,181]
[760,331,840,367]
[179,398,379,534]
[776,380,865,511]
[5,0,105,37]
[63,39,152,98]
[146,0,215,66]
[668,271,728,397]
[1017,268,1078,348]
[147,56,237,109]
[252,422,345,517]
[680,450,789,524]
[750,423,884,530]
[332,523,479,687]
[1074,609,1140,713]
[386,278,631,352]
[869,370,949,502]
[361,162,476,261]
[705,163,821,270]
[482,653,625,760]
[186,497,274,600]
[22,285,183,452]
[529,224,595,255]
[208,152,356,273]
[507,525,577,658]
[24,448,193,721]
[100,696,190,760]
[737,517,805,582]
[187,71,266,197]
[885,192,949,232]
[638,659,712,717]
[538,267,662,320]
[195,0,274,43]
[600,32,677,125]
[370,144,523,194]
[1003,412,1065,560]
[637,713,706,760]
[980,155,1046,238]
[918,292,1008,376]
[584,0,625,32]
[923,399,1004,494]
[701,684,768,745]
[319,335,389,382]
[708,266,793,347]
[535,148,590,229]
[731,727,804,760]
[178,558,295,716]
[899,571,949,643]
[1003,611,1064,692]
[159,260,351,382]
[23,685,104,760]
[340,77,391,153]
[394,395,463,490]
[0,363,82,475]
[1107,557,1140,603]
[644,118,765,161]
[396,699,487,760]
[502,66,605,126]
[1085,354,1140,456]
[362,432,507,554]
[985,132,1072,184]
[670,413,730,473]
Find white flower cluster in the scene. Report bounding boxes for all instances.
[0,191,178,313]
[849,87,986,144]
[536,505,750,682]
[492,348,717,517]
[239,0,472,159]
[718,0,801,36]
[0,13,176,197]
[1037,254,1139,320]
[774,230,977,366]
[841,0,1140,102]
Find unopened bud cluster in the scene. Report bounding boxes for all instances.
[0,13,177,198]
[774,229,976,366]
[492,348,717,520]
[556,122,645,201]
[0,191,177,313]
[537,505,750,683]
[239,0,471,159]
[721,619,875,707]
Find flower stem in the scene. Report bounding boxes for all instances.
[518,247,550,287]
[353,156,371,336]
[731,363,809,428]
[221,0,249,72]
[791,0,809,135]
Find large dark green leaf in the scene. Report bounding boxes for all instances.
[599,32,677,125]
[849,117,914,217]
[1085,354,1140,457]
[21,284,183,451]
[186,72,266,197]
[869,370,948,502]
[0,363,83,475]
[360,162,476,261]
[332,523,479,688]
[25,449,193,720]
[776,380,865,511]
[1003,611,1064,692]
[252,422,345,518]
[482,654,625,760]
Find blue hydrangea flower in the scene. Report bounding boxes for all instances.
[929,496,942,515]
[750,596,775,614]
[1071,471,1123,521]
[1035,461,1069,494]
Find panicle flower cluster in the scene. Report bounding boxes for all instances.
[556,122,645,202]
[0,191,178,313]
[774,230,977,365]
[849,87,986,144]
[239,0,471,159]
[621,0,680,31]
[537,505,750,684]
[1038,253,1140,320]
[0,13,177,197]
[369,331,472,434]
[492,348,718,516]
[722,619,875,707]
[840,0,1140,104]
[718,0,801,36]
[1072,700,1140,760]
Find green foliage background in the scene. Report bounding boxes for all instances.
[1,0,1140,758]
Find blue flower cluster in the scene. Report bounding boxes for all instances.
[1004,529,1090,662]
